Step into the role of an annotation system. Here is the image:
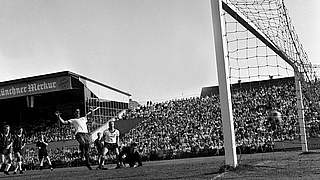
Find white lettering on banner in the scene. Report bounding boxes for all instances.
[0,79,67,98]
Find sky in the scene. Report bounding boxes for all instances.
[0,0,319,104]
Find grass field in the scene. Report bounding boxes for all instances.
[1,150,320,180]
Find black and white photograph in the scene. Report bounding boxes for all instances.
[0,0,319,179]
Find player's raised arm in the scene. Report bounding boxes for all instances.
[55,111,69,125]
[85,107,100,118]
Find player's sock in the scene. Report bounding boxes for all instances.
[4,164,10,175]
[18,161,23,171]
[14,161,21,173]
[116,155,122,168]
[5,164,11,172]
[40,159,44,170]
[98,157,104,169]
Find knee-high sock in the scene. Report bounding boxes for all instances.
[5,163,11,172]
[47,157,52,166]
[14,162,20,172]
[99,156,104,167]
[40,158,44,167]
[19,161,23,171]
[84,143,90,165]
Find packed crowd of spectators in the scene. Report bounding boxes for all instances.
[120,79,320,160]
[26,125,75,144]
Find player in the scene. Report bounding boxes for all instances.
[13,127,26,174]
[55,108,93,170]
[36,134,53,171]
[119,142,142,168]
[94,132,104,170]
[99,121,121,169]
[0,125,14,175]
[266,107,283,141]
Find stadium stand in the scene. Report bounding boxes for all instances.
[120,77,319,160]
[20,76,320,167]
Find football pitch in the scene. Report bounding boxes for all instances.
[2,150,320,180]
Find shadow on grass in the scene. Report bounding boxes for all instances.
[165,168,222,179]
[166,164,288,180]
[165,171,222,180]
[299,151,320,155]
[217,163,287,173]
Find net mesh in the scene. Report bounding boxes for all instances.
[223,9,294,83]
[220,0,319,161]
[224,0,315,81]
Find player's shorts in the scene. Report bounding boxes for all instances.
[1,148,12,156]
[97,147,104,155]
[75,133,91,145]
[104,143,119,151]
[13,147,23,155]
[38,150,48,159]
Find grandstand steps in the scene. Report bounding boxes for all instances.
[115,117,144,137]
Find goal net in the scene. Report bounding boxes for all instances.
[213,0,318,167]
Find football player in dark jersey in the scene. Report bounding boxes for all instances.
[36,134,53,171]
[13,128,26,174]
[119,142,142,168]
[94,132,104,169]
[0,125,13,175]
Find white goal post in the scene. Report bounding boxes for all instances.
[211,0,238,168]
[210,0,308,167]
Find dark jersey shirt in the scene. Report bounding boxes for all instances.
[13,134,25,150]
[0,133,13,149]
[94,138,103,151]
[122,146,134,155]
[36,141,48,153]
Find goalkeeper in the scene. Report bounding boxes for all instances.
[119,142,142,168]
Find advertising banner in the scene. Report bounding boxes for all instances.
[0,76,71,100]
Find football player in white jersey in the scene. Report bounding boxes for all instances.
[55,108,93,170]
[99,121,121,169]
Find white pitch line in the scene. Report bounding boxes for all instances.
[212,172,227,180]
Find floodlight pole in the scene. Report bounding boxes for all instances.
[294,71,308,152]
[211,0,237,167]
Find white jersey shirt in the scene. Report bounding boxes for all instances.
[68,117,88,134]
[103,129,119,144]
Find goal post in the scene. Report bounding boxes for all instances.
[294,71,308,152]
[210,0,311,167]
[211,0,238,168]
